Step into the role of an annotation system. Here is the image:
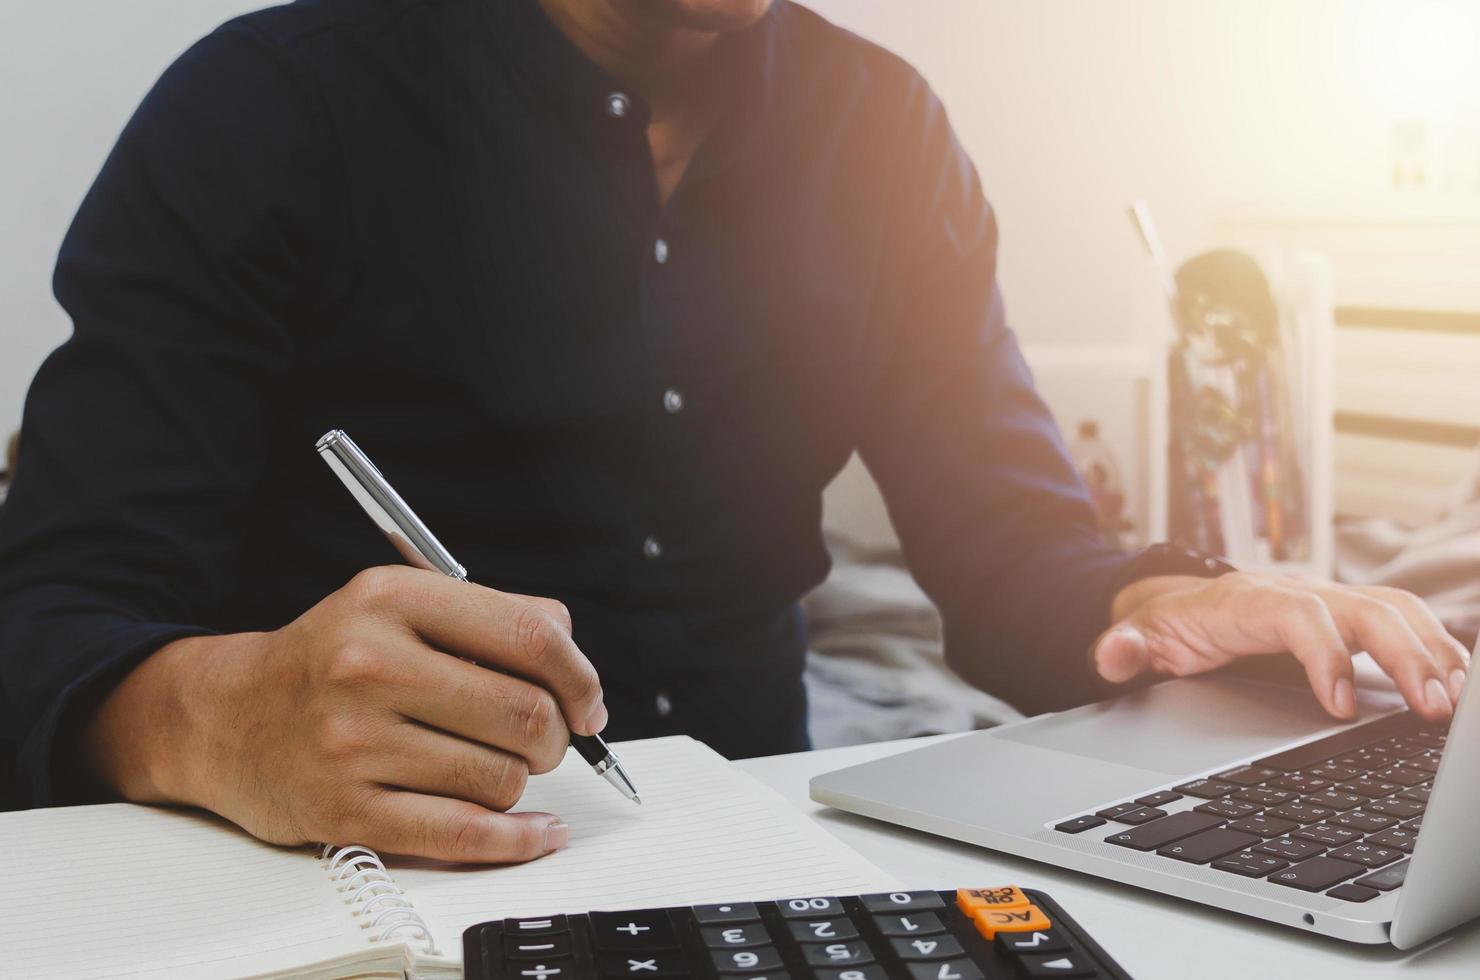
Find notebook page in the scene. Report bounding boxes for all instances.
[0,804,372,979]
[393,736,898,946]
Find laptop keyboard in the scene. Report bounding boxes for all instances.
[1052,710,1447,904]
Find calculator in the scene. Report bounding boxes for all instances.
[462,886,1131,979]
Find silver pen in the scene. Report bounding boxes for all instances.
[315,428,641,805]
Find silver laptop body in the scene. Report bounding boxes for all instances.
[810,645,1480,947]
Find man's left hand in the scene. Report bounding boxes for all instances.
[1096,572,1470,722]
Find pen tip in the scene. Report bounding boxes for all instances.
[633,796,643,806]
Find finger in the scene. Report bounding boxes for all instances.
[518,595,573,634]
[377,721,532,811]
[347,567,605,735]
[1093,625,1153,684]
[1356,586,1470,703]
[1322,591,1451,721]
[1269,591,1357,720]
[349,789,567,864]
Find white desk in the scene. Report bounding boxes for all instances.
[739,734,1480,980]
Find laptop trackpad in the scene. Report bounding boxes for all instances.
[992,674,1382,777]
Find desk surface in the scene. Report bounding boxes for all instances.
[738,734,1480,980]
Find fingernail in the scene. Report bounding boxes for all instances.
[543,819,569,853]
[1449,668,1468,703]
[1332,677,1356,718]
[1424,677,1453,715]
[585,702,609,735]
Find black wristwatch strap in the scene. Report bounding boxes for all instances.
[1106,542,1236,604]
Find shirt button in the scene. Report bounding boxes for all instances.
[662,388,685,414]
[605,92,631,118]
[642,535,664,560]
[654,237,669,264]
[654,692,674,718]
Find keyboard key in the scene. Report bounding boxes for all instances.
[785,918,858,943]
[1396,785,1432,803]
[1328,843,1404,868]
[1366,827,1418,852]
[597,953,688,976]
[1338,778,1400,798]
[1234,786,1294,806]
[1269,773,1332,793]
[1212,851,1289,877]
[1255,837,1327,861]
[1367,798,1424,820]
[1326,884,1380,903]
[1136,790,1183,807]
[1158,828,1261,864]
[1194,799,1260,819]
[1354,859,1410,891]
[995,929,1069,955]
[590,911,678,950]
[1307,764,1362,781]
[1374,766,1428,787]
[1270,857,1364,891]
[860,891,946,913]
[905,961,984,980]
[1304,790,1364,812]
[505,934,575,960]
[1095,802,1152,820]
[1174,778,1239,798]
[777,896,845,918]
[693,903,761,925]
[1254,712,1420,771]
[874,912,947,937]
[702,923,773,948]
[802,942,874,967]
[1105,811,1225,851]
[1404,816,1424,831]
[1019,953,1096,977]
[710,947,783,973]
[1217,765,1280,786]
[1329,810,1398,833]
[1334,747,1396,769]
[1116,807,1167,824]
[1228,815,1299,838]
[1266,801,1335,823]
[1294,824,1362,847]
[971,905,1052,939]
[505,915,569,936]
[889,935,966,961]
[815,968,888,980]
[1398,752,1442,774]
[957,887,1030,912]
[1053,815,1106,834]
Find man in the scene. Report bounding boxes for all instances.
[0,0,1467,865]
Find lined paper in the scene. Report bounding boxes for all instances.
[394,736,898,947]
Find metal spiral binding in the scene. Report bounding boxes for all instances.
[321,843,440,954]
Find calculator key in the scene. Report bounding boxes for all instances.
[801,942,874,967]
[1270,857,1364,892]
[777,896,845,918]
[1328,843,1403,868]
[995,928,1069,955]
[504,933,575,960]
[1194,799,1260,820]
[1255,837,1326,861]
[873,912,947,937]
[814,969,888,980]
[1053,815,1106,834]
[971,904,1052,939]
[1294,824,1362,847]
[1227,815,1299,838]
[1326,884,1380,903]
[505,915,569,936]
[1211,850,1289,877]
[904,961,984,980]
[1157,828,1261,864]
[596,952,688,976]
[513,965,568,979]
[785,917,858,943]
[1354,859,1410,891]
[860,891,947,913]
[1136,790,1183,807]
[693,902,761,924]
[1174,778,1239,798]
[1104,811,1224,851]
[1019,953,1097,977]
[889,935,965,960]
[957,886,1031,912]
[710,947,783,973]
[589,911,677,950]
[701,923,773,948]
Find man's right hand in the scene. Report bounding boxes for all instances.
[81,566,606,863]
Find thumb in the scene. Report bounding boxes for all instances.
[1093,624,1152,684]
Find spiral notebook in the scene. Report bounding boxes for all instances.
[0,736,896,979]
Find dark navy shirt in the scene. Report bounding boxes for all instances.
[0,0,1132,808]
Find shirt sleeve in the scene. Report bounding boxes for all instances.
[855,73,1135,716]
[0,23,341,807]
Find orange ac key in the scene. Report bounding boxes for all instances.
[956,886,1031,914]
[972,904,1052,939]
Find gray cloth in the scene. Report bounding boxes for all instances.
[803,534,1022,749]
[1336,447,1480,648]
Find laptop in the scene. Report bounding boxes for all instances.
[810,642,1480,948]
